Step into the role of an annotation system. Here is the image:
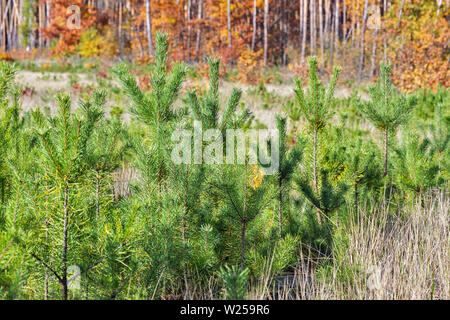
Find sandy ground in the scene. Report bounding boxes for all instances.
[15,70,366,128]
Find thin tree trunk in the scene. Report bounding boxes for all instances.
[436,0,443,23]
[310,0,316,55]
[44,219,49,299]
[359,0,369,79]
[354,181,359,213]
[301,0,307,60]
[187,0,192,61]
[240,220,246,267]
[383,127,388,177]
[38,2,43,49]
[62,184,69,300]
[145,0,154,57]
[264,0,269,66]
[343,0,347,45]
[330,16,335,68]
[299,0,303,55]
[227,0,232,49]
[195,0,203,61]
[325,0,331,42]
[278,176,282,239]
[335,0,339,56]
[319,0,324,55]
[397,0,405,28]
[95,171,100,219]
[383,0,387,61]
[46,0,50,47]
[182,168,189,298]
[118,0,123,56]
[313,128,318,192]
[251,0,257,51]
[370,29,378,77]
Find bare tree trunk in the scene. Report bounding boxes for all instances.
[343,0,347,43]
[251,0,257,51]
[264,0,269,66]
[397,0,405,28]
[436,0,443,18]
[325,0,331,42]
[319,0,324,55]
[280,0,287,65]
[310,0,316,55]
[38,2,43,49]
[145,0,154,57]
[359,0,369,79]
[299,0,303,55]
[383,0,388,61]
[227,0,232,49]
[187,0,192,61]
[330,13,335,68]
[195,0,203,61]
[118,0,123,57]
[335,0,339,56]
[301,0,307,60]
[46,0,50,48]
[370,29,378,77]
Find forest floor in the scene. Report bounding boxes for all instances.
[16,70,368,128]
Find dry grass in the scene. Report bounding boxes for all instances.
[250,191,449,300]
[179,192,449,300]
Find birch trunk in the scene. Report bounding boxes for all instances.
[264,0,268,66]
[145,0,154,57]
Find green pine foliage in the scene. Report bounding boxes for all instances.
[357,62,414,177]
[293,56,341,192]
[0,36,447,300]
[218,265,249,300]
[275,115,303,238]
[393,132,441,196]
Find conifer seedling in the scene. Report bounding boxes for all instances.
[357,61,413,177]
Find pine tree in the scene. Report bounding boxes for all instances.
[342,137,379,213]
[83,90,128,219]
[275,115,303,238]
[294,170,348,252]
[293,56,341,193]
[30,93,103,300]
[293,56,341,225]
[0,62,18,209]
[428,90,449,176]
[187,57,249,132]
[114,32,189,298]
[113,32,187,195]
[209,163,271,267]
[393,132,441,196]
[357,61,414,177]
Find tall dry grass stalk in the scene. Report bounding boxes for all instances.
[249,191,449,300]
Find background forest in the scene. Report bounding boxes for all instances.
[0,0,449,300]
[0,0,449,91]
